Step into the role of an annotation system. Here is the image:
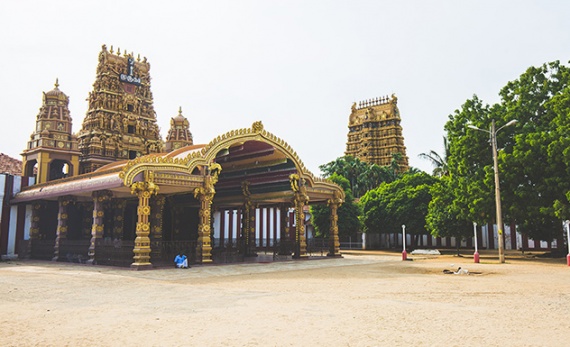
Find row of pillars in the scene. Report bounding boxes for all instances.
[31,169,343,269]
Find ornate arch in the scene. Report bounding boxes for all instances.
[119,121,343,197]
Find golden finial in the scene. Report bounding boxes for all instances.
[252,121,264,133]
[54,78,59,89]
[117,47,121,55]
[178,106,182,115]
[110,45,114,54]
[137,54,141,62]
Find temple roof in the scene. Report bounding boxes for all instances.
[13,122,344,206]
[0,153,22,176]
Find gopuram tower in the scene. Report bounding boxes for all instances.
[77,45,163,173]
[21,79,80,184]
[345,94,409,170]
[165,107,193,152]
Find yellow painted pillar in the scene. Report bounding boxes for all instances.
[37,152,50,184]
[130,171,159,270]
[327,190,343,257]
[290,174,309,259]
[70,155,80,177]
[241,181,257,257]
[193,163,222,264]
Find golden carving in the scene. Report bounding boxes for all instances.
[252,121,264,133]
[346,94,408,169]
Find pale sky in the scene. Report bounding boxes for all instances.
[1,1,569,176]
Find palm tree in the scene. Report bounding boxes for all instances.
[419,136,450,177]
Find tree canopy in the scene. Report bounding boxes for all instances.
[310,173,361,239]
[443,60,570,242]
[360,171,436,237]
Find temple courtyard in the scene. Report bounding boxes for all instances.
[0,250,568,346]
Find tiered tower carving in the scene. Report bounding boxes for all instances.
[345,94,409,170]
[165,107,193,152]
[77,45,163,173]
[21,79,80,183]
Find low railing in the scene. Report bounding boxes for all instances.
[211,240,245,264]
[59,239,90,263]
[95,240,134,267]
[306,238,329,256]
[340,241,363,250]
[272,239,295,260]
[151,240,197,267]
[30,239,56,260]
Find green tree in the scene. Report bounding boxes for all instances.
[310,173,361,239]
[419,136,450,177]
[425,176,473,253]
[443,61,570,244]
[360,172,436,247]
[498,61,570,242]
[319,155,403,198]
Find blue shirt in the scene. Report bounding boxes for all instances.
[174,254,187,265]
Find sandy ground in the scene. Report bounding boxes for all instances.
[0,250,569,347]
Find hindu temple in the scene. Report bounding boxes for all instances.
[11,45,344,269]
[345,95,409,170]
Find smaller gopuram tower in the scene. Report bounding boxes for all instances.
[345,94,409,170]
[77,44,163,173]
[165,107,193,152]
[21,79,80,184]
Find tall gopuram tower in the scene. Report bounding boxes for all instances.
[77,45,163,174]
[21,79,80,184]
[345,94,409,170]
[165,107,193,152]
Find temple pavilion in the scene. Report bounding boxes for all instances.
[12,45,344,269]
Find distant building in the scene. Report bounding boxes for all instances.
[0,153,23,176]
[345,94,409,171]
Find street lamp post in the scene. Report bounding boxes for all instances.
[473,222,479,263]
[402,224,407,261]
[564,220,570,266]
[468,119,517,264]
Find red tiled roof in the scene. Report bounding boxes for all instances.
[0,153,22,176]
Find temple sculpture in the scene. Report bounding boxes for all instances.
[21,79,81,184]
[165,107,193,152]
[345,94,409,170]
[77,45,162,173]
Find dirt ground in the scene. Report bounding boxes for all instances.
[0,250,569,347]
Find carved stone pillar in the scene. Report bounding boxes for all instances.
[53,196,73,261]
[327,190,343,257]
[30,203,42,241]
[193,163,222,264]
[87,190,112,264]
[150,195,165,260]
[290,174,309,259]
[112,200,126,239]
[130,171,159,270]
[278,203,292,256]
[241,181,257,257]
